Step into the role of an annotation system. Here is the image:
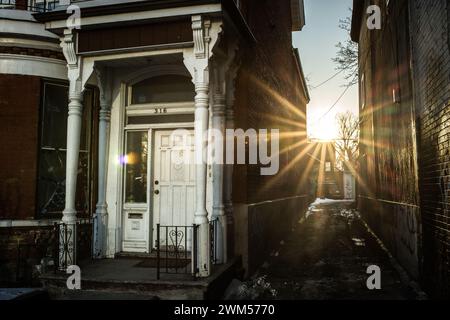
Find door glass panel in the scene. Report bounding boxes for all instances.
[124,131,148,203]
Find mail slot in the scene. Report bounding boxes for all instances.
[128,213,143,220]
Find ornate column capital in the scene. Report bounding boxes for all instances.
[184,15,222,86]
[95,65,113,122]
[94,66,112,107]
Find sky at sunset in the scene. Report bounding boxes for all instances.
[292,0,358,140]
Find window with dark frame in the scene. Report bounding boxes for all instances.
[37,81,96,219]
[130,75,195,105]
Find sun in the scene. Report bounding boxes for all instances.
[308,117,338,141]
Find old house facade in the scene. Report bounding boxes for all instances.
[352,0,450,298]
[0,0,310,291]
[307,141,344,200]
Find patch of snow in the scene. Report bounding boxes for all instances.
[352,238,366,247]
[305,198,356,219]
[311,198,354,206]
[223,276,277,300]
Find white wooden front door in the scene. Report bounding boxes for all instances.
[152,129,196,250]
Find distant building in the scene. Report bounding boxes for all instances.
[352,0,450,298]
[307,141,344,200]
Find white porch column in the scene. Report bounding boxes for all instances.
[60,29,84,269]
[224,56,240,261]
[194,75,210,277]
[93,66,112,259]
[211,62,227,264]
[183,15,222,277]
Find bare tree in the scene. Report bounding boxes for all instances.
[335,111,360,171]
[332,14,358,87]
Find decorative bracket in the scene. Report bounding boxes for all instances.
[60,29,78,68]
[192,15,214,59]
[60,29,83,97]
[185,15,222,86]
[94,65,113,113]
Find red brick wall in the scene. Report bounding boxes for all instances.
[410,0,450,298]
[233,0,309,204]
[0,74,41,220]
[15,0,27,10]
[356,0,422,280]
[356,0,450,298]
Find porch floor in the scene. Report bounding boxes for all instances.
[40,258,239,300]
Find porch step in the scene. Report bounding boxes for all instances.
[40,258,240,300]
[115,252,158,259]
[115,251,192,260]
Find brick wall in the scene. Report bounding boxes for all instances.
[231,0,310,275]
[0,225,55,285]
[234,0,309,205]
[355,0,450,298]
[0,223,93,285]
[0,74,41,220]
[356,0,422,280]
[410,0,450,298]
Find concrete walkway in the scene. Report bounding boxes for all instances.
[255,200,420,300]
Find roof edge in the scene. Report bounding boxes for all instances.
[293,47,310,103]
[350,0,364,42]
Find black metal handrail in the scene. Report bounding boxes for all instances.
[156,224,199,280]
[29,0,59,12]
[55,222,74,271]
[0,0,15,9]
[0,0,60,13]
[14,219,92,285]
[53,219,93,272]
[210,218,219,265]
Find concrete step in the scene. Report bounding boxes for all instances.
[40,258,240,300]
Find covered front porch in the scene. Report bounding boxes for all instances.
[33,0,249,283]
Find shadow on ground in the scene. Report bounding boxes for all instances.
[228,200,420,300]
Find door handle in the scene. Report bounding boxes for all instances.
[154,190,160,195]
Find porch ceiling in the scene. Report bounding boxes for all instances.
[96,52,184,68]
[33,0,255,44]
[33,0,222,34]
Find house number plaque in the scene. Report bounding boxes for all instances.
[154,108,168,114]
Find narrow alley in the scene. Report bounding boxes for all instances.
[250,200,424,300]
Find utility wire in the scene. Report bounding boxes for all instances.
[309,69,345,90]
[312,79,356,124]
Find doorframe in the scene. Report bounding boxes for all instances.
[121,122,195,253]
